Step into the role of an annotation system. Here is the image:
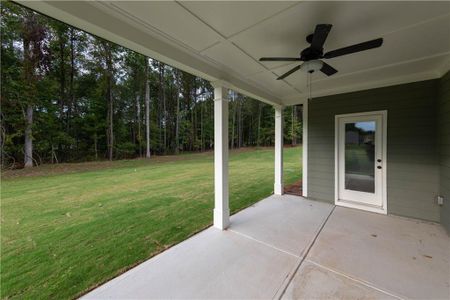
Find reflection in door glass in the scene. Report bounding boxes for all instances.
[345,121,375,193]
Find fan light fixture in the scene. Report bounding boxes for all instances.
[300,60,323,73]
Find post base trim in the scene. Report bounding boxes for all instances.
[274,183,284,195]
[213,208,230,230]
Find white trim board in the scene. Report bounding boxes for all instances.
[282,70,443,106]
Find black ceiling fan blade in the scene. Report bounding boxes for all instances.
[323,38,383,59]
[260,57,301,62]
[311,24,332,50]
[277,65,301,80]
[320,62,338,76]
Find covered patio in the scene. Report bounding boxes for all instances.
[82,195,449,299]
[17,1,450,298]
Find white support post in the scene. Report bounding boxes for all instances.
[274,106,284,195]
[213,85,230,230]
[302,100,308,197]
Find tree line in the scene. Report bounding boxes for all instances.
[0,2,302,169]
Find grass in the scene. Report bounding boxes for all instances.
[1,146,302,299]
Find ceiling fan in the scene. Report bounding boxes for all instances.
[259,24,383,80]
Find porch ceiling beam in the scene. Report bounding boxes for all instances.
[17,0,283,107]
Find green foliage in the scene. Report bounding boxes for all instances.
[0,2,302,168]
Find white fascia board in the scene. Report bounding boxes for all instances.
[17,1,282,106]
[281,70,441,105]
[312,71,440,99]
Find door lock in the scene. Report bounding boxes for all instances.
[377,159,382,162]
[377,166,382,169]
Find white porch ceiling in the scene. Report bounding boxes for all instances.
[19,1,450,106]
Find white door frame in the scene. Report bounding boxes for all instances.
[334,110,387,214]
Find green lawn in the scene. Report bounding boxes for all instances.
[1,146,302,299]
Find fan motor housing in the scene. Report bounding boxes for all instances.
[300,47,323,61]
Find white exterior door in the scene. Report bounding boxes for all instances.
[336,111,387,214]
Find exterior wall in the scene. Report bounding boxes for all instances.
[308,80,440,222]
[438,71,450,232]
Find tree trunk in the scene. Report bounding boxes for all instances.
[22,18,35,168]
[94,133,98,160]
[145,58,151,158]
[105,43,114,161]
[249,110,253,146]
[210,100,213,149]
[0,125,5,168]
[136,94,142,157]
[51,145,59,164]
[161,65,167,154]
[68,28,76,158]
[257,103,262,147]
[68,28,75,132]
[231,93,236,149]
[108,82,113,160]
[59,32,65,119]
[175,72,180,154]
[24,105,33,167]
[158,63,163,154]
[238,98,242,148]
[57,31,66,161]
[191,81,196,151]
[292,105,297,146]
[200,101,204,152]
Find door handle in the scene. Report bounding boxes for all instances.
[377,166,382,169]
[377,159,382,162]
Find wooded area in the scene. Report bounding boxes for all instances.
[0,2,302,169]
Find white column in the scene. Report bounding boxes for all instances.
[274,106,284,195]
[213,85,230,230]
[302,100,308,197]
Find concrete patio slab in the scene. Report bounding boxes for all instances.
[83,227,297,299]
[306,207,450,299]
[83,195,450,299]
[83,195,331,299]
[282,260,397,300]
[229,194,334,256]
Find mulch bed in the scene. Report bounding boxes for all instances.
[284,179,303,196]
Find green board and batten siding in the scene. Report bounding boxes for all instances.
[308,79,441,222]
[438,71,450,232]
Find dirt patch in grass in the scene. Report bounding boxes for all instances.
[284,179,302,196]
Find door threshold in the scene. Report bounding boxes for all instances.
[336,199,386,215]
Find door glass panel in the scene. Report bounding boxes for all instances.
[345,121,375,193]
